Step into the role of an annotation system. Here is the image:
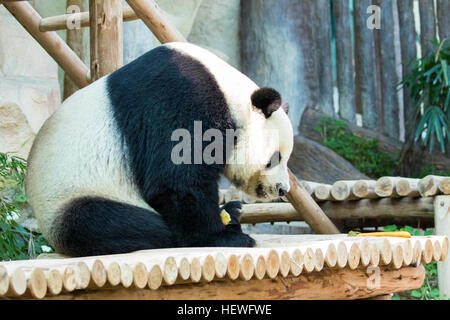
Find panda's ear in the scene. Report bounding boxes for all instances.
[281,102,289,114]
[251,87,282,118]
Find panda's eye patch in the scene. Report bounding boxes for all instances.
[265,151,281,169]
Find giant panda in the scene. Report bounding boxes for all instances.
[26,42,294,257]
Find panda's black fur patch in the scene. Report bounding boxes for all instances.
[53,196,173,256]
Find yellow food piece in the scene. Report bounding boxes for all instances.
[220,209,231,226]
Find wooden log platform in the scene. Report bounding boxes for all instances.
[0,235,446,300]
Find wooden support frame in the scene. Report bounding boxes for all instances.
[2,1,90,88]
[40,6,138,32]
[125,0,186,43]
[89,0,123,81]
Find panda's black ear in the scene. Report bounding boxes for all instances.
[251,87,282,118]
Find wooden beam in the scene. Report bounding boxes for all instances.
[3,1,90,88]
[239,197,434,224]
[436,0,450,40]
[286,169,340,234]
[22,266,425,300]
[89,0,123,81]
[125,0,186,43]
[39,6,138,32]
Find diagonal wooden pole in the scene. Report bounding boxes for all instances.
[3,1,90,88]
[286,169,340,234]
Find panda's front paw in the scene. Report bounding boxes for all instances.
[220,201,242,225]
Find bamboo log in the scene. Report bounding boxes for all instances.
[286,169,340,234]
[120,263,133,288]
[177,257,190,281]
[375,177,402,197]
[106,262,121,286]
[147,264,162,290]
[313,184,334,201]
[7,268,27,297]
[396,178,420,197]
[27,268,47,299]
[40,6,138,32]
[238,254,254,281]
[419,175,447,197]
[45,269,63,296]
[290,249,303,276]
[125,0,186,43]
[331,181,359,201]
[353,180,378,199]
[132,262,148,289]
[240,197,434,224]
[439,178,450,195]
[253,255,266,280]
[3,1,90,88]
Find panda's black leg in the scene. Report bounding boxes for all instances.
[153,190,255,248]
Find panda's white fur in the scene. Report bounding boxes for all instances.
[26,42,293,255]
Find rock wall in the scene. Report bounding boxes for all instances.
[0,4,61,158]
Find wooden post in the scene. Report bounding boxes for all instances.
[89,0,123,81]
[434,195,450,298]
[125,0,186,43]
[353,0,378,130]
[436,0,450,41]
[64,0,90,99]
[331,0,356,123]
[3,1,90,88]
[419,0,437,56]
[312,0,334,117]
[286,169,340,234]
[379,0,400,140]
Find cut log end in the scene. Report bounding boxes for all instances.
[148,264,163,290]
[239,254,254,281]
[214,253,227,279]
[28,268,47,299]
[46,269,63,295]
[178,257,191,281]
[120,263,133,288]
[163,257,178,285]
[91,259,107,287]
[202,255,216,282]
[266,250,280,278]
[254,255,266,280]
[133,262,148,289]
[290,249,303,276]
[279,251,291,277]
[106,262,121,286]
[226,254,240,281]
[190,257,202,283]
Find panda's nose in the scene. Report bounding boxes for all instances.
[278,187,287,197]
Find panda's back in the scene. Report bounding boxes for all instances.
[26,77,149,241]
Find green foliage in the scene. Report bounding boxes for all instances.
[382,224,448,300]
[0,152,53,261]
[401,39,450,153]
[315,117,398,178]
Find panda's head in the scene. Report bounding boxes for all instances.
[224,87,293,201]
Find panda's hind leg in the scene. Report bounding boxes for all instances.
[51,196,173,256]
